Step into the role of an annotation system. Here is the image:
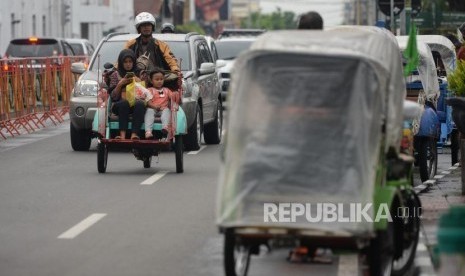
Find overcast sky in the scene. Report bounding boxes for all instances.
[259,0,345,27]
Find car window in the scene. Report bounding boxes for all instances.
[164,41,191,71]
[200,42,213,63]
[196,42,212,69]
[86,43,95,56]
[195,43,204,69]
[62,42,75,56]
[210,42,218,61]
[5,38,61,57]
[70,43,85,55]
[215,40,253,60]
[89,41,125,71]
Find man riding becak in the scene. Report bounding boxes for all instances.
[125,12,180,80]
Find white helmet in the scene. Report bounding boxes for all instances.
[134,12,156,31]
[161,23,175,33]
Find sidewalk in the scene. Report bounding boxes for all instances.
[415,152,465,275]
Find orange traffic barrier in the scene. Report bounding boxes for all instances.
[0,56,76,139]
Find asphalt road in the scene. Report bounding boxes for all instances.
[0,124,452,276]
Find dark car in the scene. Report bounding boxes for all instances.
[5,37,75,59]
[4,37,76,101]
[69,32,223,151]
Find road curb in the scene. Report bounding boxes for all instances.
[414,164,460,195]
[414,179,435,194]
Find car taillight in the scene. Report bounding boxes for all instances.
[29,36,38,43]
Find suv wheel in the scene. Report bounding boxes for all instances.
[204,100,223,144]
[70,124,91,151]
[184,104,202,151]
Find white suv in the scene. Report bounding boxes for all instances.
[69,32,222,151]
[215,30,264,102]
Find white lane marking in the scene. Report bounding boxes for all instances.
[58,213,107,239]
[187,145,206,155]
[416,243,427,252]
[440,170,451,175]
[141,171,168,185]
[415,256,433,267]
[434,174,444,179]
[337,254,358,276]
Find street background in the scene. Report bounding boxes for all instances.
[0,118,463,275]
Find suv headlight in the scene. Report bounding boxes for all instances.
[73,80,98,96]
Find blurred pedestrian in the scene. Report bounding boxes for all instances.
[297,11,323,30]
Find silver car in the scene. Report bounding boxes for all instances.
[215,36,257,102]
[70,32,223,151]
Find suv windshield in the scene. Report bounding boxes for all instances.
[6,39,60,57]
[89,40,191,71]
[216,40,253,60]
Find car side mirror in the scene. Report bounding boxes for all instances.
[71,62,86,74]
[198,62,215,75]
[216,59,227,68]
[103,62,114,70]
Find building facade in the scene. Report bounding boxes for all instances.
[0,0,134,55]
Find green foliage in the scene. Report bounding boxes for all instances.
[448,59,465,96]
[240,8,297,30]
[175,22,206,35]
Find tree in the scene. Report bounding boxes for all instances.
[240,8,297,30]
[175,22,206,34]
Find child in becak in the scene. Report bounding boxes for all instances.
[144,68,175,139]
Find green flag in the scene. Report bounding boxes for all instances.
[403,22,419,77]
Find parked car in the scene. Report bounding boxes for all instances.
[5,37,76,59]
[65,38,95,58]
[69,32,222,151]
[215,30,265,102]
[4,37,76,101]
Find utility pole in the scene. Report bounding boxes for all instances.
[390,0,394,32]
[405,0,411,34]
[247,0,252,28]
